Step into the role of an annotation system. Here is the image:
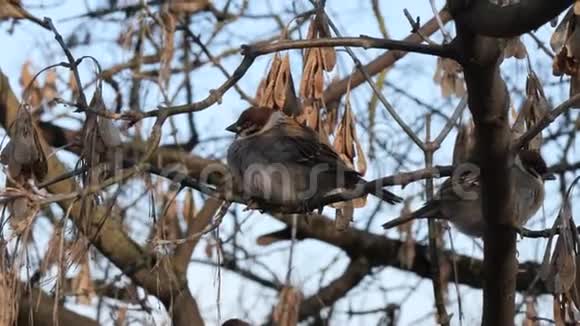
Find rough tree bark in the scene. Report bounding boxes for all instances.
[449,1,573,324]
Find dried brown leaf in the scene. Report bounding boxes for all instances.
[567,18,580,60]
[169,0,210,14]
[204,240,214,259]
[321,47,336,72]
[274,54,291,109]
[551,8,574,53]
[160,10,176,88]
[20,61,41,107]
[9,196,37,237]
[541,203,578,295]
[116,24,135,50]
[273,286,302,326]
[42,69,58,106]
[433,58,464,98]
[182,189,196,224]
[504,37,527,59]
[258,54,283,108]
[297,103,319,129]
[313,50,324,99]
[41,228,63,273]
[255,78,267,106]
[0,266,16,326]
[522,296,538,326]
[69,70,79,101]
[19,61,35,89]
[303,18,317,60]
[115,306,128,326]
[397,199,415,268]
[354,139,367,176]
[72,254,95,305]
[3,107,47,181]
[333,102,355,164]
[315,14,336,71]
[554,295,566,326]
[0,0,24,19]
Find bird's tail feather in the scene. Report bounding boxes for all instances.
[382,202,439,229]
[373,188,403,205]
[353,176,402,205]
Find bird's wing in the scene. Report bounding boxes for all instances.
[261,121,359,175]
[436,173,480,202]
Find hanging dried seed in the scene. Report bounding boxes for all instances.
[503,37,527,59]
[433,58,465,97]
[159,10,176,88]
[540,203,578,295]
[257,53,283,109]
[20,62,41,108]
[169,0,210,14]
[42,69,58,106]
[273,286,302,326]
[71,254,95,305]
[8,196,37,236]
[274,54,291,110]
[2,107,47,181]
[0,0,25,19]
[397,199,416,269]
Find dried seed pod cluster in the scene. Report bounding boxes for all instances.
[433,57,465,98]
[167,0,210,15]
[551,7,580,96]
[397,199,416,269]
[81,84,123,185]
[0,107,47,182]
[502,37,527,60]
[255,52,299,116]
[512,72,551,151]
[20,62,59,110]
[273,286,303,326]
[539,201,580,323]
[297,12,336,133]
[159,8,176,88]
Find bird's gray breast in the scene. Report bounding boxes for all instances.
[227,137,311,205]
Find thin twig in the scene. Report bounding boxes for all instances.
[403,8,437,45]
[434,95,468,146]
[323,14,427,150]
[425,114,451,325]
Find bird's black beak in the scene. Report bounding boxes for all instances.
[225,123,239,133]
[542,173,556,181]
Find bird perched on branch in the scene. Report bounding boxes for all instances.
[225,107,402,211]
[382,150,554,237]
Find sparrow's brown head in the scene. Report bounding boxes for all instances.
[226,107,274,136]
[519,150,555,181]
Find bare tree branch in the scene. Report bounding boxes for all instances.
[449,0,572,37]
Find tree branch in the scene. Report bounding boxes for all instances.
[243,36,457,59]
[299,257,371,321]
[0,72,204,326]
[323,10,452,105]
[18,286,98,326]
[449,0,572,38]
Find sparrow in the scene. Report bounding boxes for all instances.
[382,150,554,237]
[225,107,402,211]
